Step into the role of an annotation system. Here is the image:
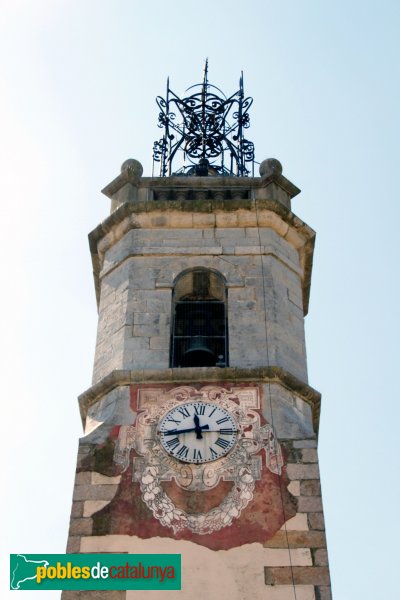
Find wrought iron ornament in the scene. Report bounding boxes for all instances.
[152,60,255,177]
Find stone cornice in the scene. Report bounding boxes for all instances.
[88,198,315,314]
[78,366,321,435]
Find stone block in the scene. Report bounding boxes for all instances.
[236,210,257,227]
[84,387,134,439]
[73,484,119,502]
[145,298,170,313]
[264,531,327,549]
[245,227,260,238]
[263,548,312,566]
[264,566,330,586]
[91,473,122,485]
[149,336,170,349]
[75,472,91,485]
[71,502,83,518]
[315,586,332,600]
[172,213,193,227]
[302,448,318,463]
[297,496,323,513]
[308,513,325,531]
[66,536,81,553]
[314,549,328,566]
[83,500,111,517]
[128,349,168,370]
[193,213,216,227]
[134,312,160,325]
[281,513,309,531]
[151,215,168,227]
[288,480,300,496]
[234,245,264,255]
[69,517,93,536]
[287,464,320,481]
[300,480,321,497]
[215,214,238,227]
[124,337,150,351]
[133,324,160,337]
[293,439,317,449]
[262,390,314,440]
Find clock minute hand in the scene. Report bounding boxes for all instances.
[163,424,210,436]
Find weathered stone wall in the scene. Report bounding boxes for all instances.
[92,219,308,384]
[63,374,331,600]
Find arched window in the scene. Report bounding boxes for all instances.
[170,268,228,368]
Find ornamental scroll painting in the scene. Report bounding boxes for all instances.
[92,384,297,551]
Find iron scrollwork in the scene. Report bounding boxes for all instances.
[152,60,255,177]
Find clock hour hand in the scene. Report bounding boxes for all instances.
[193,414,204,439]
[163,424,210,436]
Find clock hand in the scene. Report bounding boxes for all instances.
[163,424,210,436]
[193,414,203,440]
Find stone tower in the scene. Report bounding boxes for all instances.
[64,69,332,600]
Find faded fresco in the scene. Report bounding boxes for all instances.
[79,384,297,551]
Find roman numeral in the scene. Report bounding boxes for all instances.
[194,404,206,415]
[177,406,190,418]
[210,447,218,459]
[215,437,230,449]
[208,407,217,417]
[166,415,181,425]
[176,445,189,458]
[219,428,235,435]
[216,416,229,425]
[165,437,180,450]
[193,449,203,461]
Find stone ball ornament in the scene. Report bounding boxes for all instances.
[259,158,283,177]
[120,158,143,179]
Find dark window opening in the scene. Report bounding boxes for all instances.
[170,269,228,368]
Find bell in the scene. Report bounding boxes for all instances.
[182,336,216,367]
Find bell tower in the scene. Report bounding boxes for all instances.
[64,65,332,600]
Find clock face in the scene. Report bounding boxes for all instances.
[159,401,238,464]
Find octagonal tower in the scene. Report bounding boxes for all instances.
[63,67,332,600]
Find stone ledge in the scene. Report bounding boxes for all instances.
[77,365,321,432]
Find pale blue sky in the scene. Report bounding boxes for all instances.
[1,1,399,598]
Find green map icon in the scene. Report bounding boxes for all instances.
[10,554,49,590]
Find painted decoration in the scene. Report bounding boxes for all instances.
[84,384,297,551]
